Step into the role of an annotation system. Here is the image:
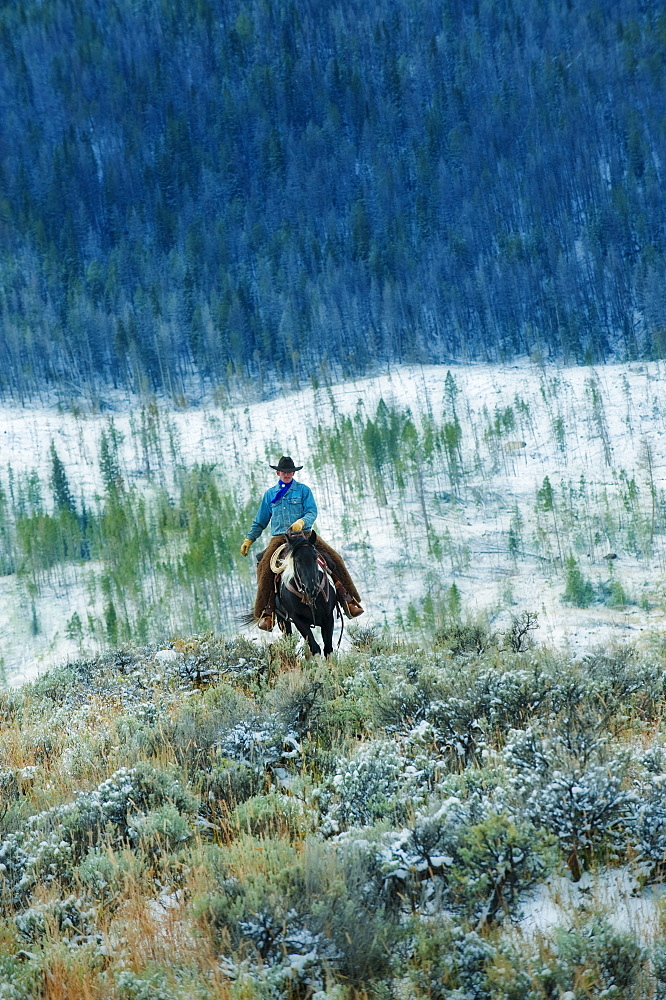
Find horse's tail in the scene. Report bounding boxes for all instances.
[236,611,258,628]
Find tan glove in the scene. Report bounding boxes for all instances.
[240,539,253,556]
[290,519,305,532]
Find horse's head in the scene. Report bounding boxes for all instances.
[285,533,321,605]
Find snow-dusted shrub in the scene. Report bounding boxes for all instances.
[542,918,647,998]
[526,765,634,878]
[407,925,542,1000]
[503,726,635,877]
[372,656,574,757]
[372,660,445,731]
[433,618,496,655]
[0,763,197,911]
[0,767,38,832]
[112,703,163,757]
[128,804,192,856]
[162,683,254,767]
[172,635,267,688]
[221,913,342,998]
[0,834,31,907]
[200,894,344,995]
[216,720,301,776]
[405,923,496,1000]
[268,669,328,739]
[0,829,76,908]
[323,741,406,831]
[195,838,402,990]
[56,762,197,847]
[115,968,178,1000]
[502,726,553,779]
[14,895,100,947]
[25,833,75,888]
[445,810,551,925]
[28,664,78,705]
[77,847,134,905]
[507,720,608,773]
[0,690,21,724]
[378,795,552,926]
[635,774,666,879]
[177,651,222,689]
[314,844,406,984]
[0,771,18,813]
[397,720,452,790]
[581,645,659,705]
[425,697,486,767]
[542,647,666,727]
[480,942,542,1000]
[0,955,41,1000]
[652,942,666,999]
[470,665,551,731]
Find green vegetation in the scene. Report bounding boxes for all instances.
[562,554,595,607]
[0,417,266,647]
[1,625,666,997]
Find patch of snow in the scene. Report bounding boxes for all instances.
[154,649,180,664]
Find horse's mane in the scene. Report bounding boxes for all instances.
[280,552,296,589]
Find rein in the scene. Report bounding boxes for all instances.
[282,554,330,604]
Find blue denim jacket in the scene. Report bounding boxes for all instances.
[247,480,318,541]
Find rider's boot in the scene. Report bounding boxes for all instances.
[258,596,276,631]
[334,581,364,619]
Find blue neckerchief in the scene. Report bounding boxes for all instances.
[271,479,294,505]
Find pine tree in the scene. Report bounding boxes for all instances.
[49,443,75,514]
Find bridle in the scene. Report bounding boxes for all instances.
[270,537,331,606]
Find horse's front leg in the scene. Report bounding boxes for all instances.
[321,614,335,657]
[303,627,321,657]
[277,615,292,636]
[292,614,321,656]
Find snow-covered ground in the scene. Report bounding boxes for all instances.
[3,358,666,684]
[519,867,666,944]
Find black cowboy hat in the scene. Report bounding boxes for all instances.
[270,455,303,471]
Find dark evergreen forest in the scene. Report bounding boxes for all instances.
[1,0,665,398]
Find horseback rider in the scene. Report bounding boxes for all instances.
[240,456,364,631]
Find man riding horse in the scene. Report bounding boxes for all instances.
[240,456,364,631]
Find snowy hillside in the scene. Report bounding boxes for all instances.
[2,359,666,683]
[5,362,666,997]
